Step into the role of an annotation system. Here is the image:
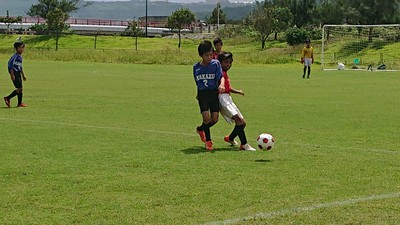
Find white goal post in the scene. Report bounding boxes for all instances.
[321,24,400,71]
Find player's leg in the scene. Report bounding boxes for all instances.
[196,110,209,143]
[16,87,26,107]
[303,66,306,78]
[3,89,16,108]
[220,97,241,146]
[204,93,220,150]
[227,115,244,143]
[196,91,212,142]
[234,117,254,151]
[209,111,219,128]
[4,77,22,107]
[307,66,311,78]
[201,111,211,139]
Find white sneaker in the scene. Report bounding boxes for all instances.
[240,143,256,151]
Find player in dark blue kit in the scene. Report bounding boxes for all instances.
[194,40,225,151]
[4,38,27,108]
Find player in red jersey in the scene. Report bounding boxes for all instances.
[212,37,223,59]
[218,52,256,151]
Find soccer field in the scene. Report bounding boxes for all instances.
[0,61,399,224]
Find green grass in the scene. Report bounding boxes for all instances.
[0,61,399,224]
[0,34,299,65]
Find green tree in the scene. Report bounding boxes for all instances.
[207,3,227,25]
[269,6,293,40]
[167,8,196,48]
[345,0,399,25]
[124,19,144,50]
[251,2,274,49]
[46,8,68,50]
[317,0,344,25]
[288,0,317,28]
[27,0,82,23]
[341,0,400,41]
[27,0,85,50]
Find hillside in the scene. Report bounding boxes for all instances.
[0,0,254,21]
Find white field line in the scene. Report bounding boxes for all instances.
[204,192,400,225]
[0,117,399,154]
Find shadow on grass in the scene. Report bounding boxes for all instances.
[26,35,53,44]
[181,146,240,154]
[254,159,272,163]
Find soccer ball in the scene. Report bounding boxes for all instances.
[257,133,275,150]
[338,62,345,70]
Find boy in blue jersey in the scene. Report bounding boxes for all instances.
[4,38,27,107]
[194,40,225,151]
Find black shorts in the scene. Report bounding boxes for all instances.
[197,89,219,113]
[12,75,22,88]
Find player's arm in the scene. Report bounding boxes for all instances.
[218,77,225,93]
[311,49,314,64]
[215,62,225,93]
[21,69,26,81]
[300,48,305,64]
[230,87,244,96]
[9,68,15,81]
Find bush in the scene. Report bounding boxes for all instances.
[29,23,48,32]
[309,27,322,40]
[216,24,258,38]
[285,27,309,46]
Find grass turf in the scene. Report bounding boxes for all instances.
[0,61,399,224]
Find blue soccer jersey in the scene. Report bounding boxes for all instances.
[8,53,23,76]
[193,59,223,90]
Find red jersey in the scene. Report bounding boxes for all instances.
[222,71,232,94]
[213,52,219,60]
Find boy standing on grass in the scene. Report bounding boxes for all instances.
[301,39,314,79]
[218,52,256,151]
[4,38,27,108]
[194,40,225,151]
[213,37,224,59]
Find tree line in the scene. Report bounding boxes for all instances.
[11,0,400,49]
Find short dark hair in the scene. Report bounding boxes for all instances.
[198,40,213,56]
[213,37,223,46]
[218,51,233,62]
[305,39,311,43]
[14,42,24,49]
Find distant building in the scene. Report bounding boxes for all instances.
[138,16,168,27]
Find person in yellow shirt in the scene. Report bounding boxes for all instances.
[301,39,314,78]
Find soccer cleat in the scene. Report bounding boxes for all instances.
[240,143,256,151]
[3,97,10,108]
[196,129,206,143]
[17,103,28,107]
[205,141,214,151]
[224,135,238,146]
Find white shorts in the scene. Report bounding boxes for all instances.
[219,93,243,124]
[304,58,312,67]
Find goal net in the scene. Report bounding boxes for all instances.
[321,24,400,71]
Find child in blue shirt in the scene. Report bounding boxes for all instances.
[4,38,27,107]
[193,40,225,151]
